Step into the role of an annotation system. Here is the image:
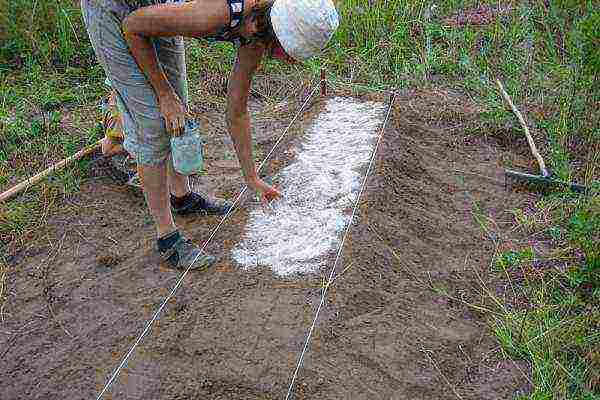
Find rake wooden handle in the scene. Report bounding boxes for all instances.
[0,140,101,203]
[495,78,549,177]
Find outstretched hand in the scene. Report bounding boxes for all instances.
[248,177,282,209]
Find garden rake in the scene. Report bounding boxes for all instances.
[495,79,591,195]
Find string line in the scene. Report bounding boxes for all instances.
[284,91,396,400]
[95,82,320,399]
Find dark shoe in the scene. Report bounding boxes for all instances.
[158,231,216,271]
[170,192,232,216]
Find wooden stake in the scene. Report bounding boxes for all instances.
[495,78,549,177]
[0,140,101,203]
[320,68,327,97]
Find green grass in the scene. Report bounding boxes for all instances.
[493,194,599,399]
[0,1,598,397]
[0,0,107,245]
[0,0,91,71]
[0,63,105,244]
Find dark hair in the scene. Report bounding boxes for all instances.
[251,4,275,41]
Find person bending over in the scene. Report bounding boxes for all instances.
[81,0,339,270]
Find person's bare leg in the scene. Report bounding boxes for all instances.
[167,158,233,215]
[138,161,217,269]
[167,158,190,197]
[138,161,177,237]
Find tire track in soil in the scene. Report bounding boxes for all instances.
[1,91,533,399]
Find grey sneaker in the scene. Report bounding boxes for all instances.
[159,234,217,271]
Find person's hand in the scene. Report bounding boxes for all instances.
[158,91,187,136]
[248,177,282,209]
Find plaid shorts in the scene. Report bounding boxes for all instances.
[81,0,189,166]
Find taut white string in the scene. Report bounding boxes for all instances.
[95,83,320,399]
[284,92,396,400]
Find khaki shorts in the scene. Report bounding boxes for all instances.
[81,0,189,166]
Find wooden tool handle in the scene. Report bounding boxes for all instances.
[0,140,101,203]
[495,79,549,177]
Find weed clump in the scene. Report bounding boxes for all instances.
[495,194,599,399]
[0,0,93,70]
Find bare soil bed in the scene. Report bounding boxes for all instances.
[1,86,535,399]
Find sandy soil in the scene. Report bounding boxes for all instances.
[1,87,534,399]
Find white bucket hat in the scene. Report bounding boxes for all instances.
[270,0,340,61]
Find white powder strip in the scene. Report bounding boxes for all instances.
[232,97,385,276]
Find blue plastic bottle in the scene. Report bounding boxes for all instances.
[171,119,204,176]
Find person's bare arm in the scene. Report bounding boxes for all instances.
[124,0,227,38]
[227,43,281,202]
[227,43,263,184]
[122,0,227,134]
